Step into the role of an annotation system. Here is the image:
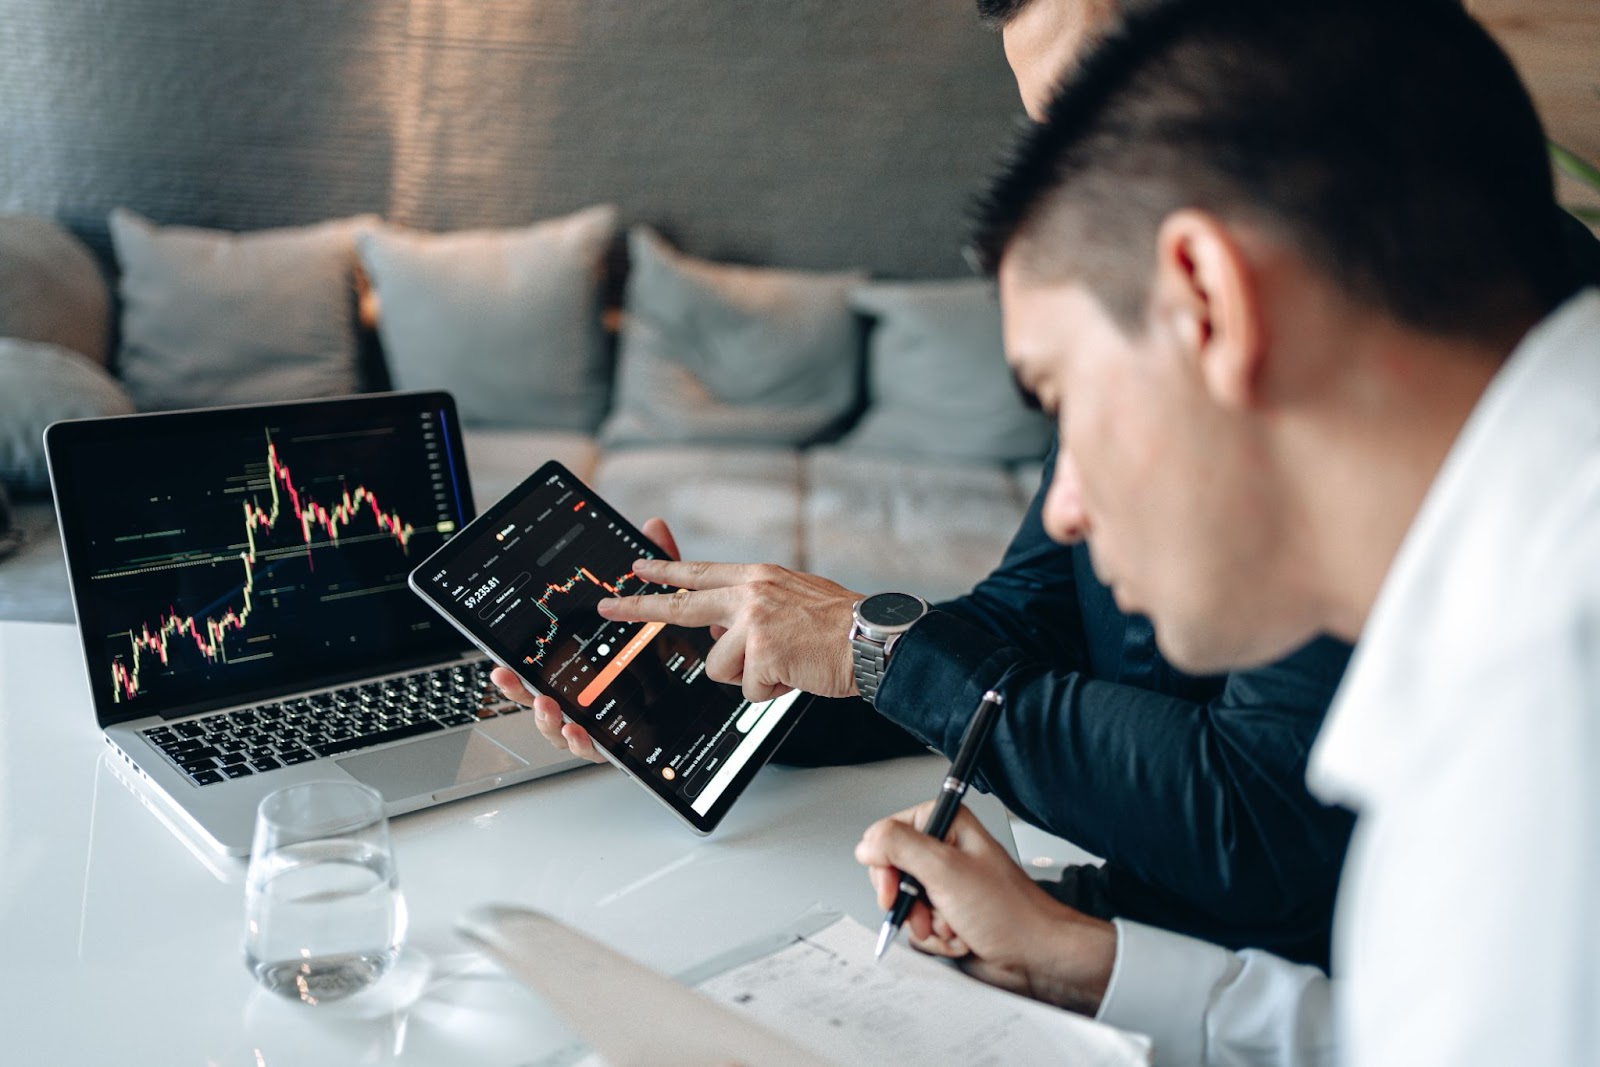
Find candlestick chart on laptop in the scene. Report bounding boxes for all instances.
[71,407,465,715]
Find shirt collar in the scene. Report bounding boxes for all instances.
[1308,289,1600,807]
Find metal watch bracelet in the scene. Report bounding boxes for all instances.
[851,631,904,708]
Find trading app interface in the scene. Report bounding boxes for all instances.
[420,468,796,815]
[60,404,469,721]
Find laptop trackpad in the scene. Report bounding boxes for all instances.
[338,729,529,803]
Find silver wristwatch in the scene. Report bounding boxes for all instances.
[849,592,931,708]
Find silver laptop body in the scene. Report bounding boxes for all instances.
[47,392,581,855]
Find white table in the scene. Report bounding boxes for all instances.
[0,620,1016,1065]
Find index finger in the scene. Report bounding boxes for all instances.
[598,585,741,629]
[856,801,989,867]
[631,558,765,591]
[854,801,937,860]
[854,812,969,888]
[883,800,939,833]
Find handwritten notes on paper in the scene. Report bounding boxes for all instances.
[694,916,1150,1066]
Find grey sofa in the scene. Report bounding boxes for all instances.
[0,211,1050,624]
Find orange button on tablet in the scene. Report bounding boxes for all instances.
[578,621,665,707]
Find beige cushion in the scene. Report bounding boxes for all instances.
[0,214,110,366]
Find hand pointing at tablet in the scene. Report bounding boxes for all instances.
[596,559,864,703]
[490,515,870,760]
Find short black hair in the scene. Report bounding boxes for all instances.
[975,0,1033,25]
[973,0,1571,338]
[976,0,1162,30]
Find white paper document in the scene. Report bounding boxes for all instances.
[464,904,1150,1067]
[691,914,1151,1067]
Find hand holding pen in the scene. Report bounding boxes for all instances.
[874,689,1005,959]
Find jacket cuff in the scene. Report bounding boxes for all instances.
[875,610,1016,754]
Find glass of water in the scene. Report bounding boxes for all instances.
[244,780,408,1005]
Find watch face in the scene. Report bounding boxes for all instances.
[859,592,926,629]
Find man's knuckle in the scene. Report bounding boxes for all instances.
[747,579,783,612]
[753,563,789,585]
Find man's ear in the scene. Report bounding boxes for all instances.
[1151,209,1265,410]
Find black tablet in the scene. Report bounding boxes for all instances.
[408,460,810,834]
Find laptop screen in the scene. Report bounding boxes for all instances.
[47,392,475,727]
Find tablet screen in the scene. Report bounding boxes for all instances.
[409,461,807,833]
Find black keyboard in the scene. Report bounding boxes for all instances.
[139,661,520,787]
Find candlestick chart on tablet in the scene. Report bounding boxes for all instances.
[411,460,812,831]
[418,466,749,769]
[431,472,666,713]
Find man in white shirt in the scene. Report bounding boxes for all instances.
[852,0,1600,1063]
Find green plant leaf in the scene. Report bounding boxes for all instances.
[1550,142,1600,193]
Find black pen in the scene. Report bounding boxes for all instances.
[874,689,1005,960]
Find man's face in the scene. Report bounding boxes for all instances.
[1001,0,1115,119]
[998,255,1290,673]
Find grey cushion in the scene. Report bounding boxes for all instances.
[842,279,1053,463]
[460,428,601,510]
[802,445,1028,602]
[0,214,111,366]
[358,205,618,431]
[593,446,804,568]
[599,227,864,448]
[0,499,72,620]
[110,209,372,411]
[1012,459,1048,502]
[0,338,135,492]
[0,481,17,561]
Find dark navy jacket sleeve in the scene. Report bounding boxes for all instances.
[881,610,1352,963]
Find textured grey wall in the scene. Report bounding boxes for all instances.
[0,0,1023,278]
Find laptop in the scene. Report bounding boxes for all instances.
[46,391,584,856]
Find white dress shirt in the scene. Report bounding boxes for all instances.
[1094,289,1600,1066]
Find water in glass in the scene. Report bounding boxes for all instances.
[244,781,407,1004]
